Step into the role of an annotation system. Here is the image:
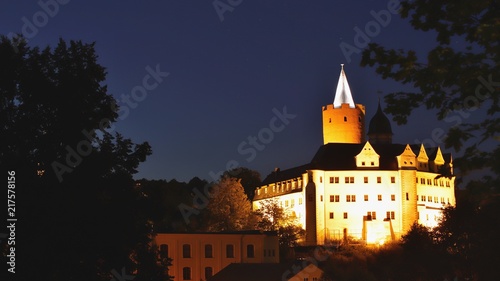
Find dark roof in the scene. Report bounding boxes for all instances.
[261,164,309,185]
[260,143,453,184]
[208,262,320,281]
[368,102,393,135]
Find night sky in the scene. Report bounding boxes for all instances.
[1,1,455,182]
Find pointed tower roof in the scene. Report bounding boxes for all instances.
[333,64,355,108]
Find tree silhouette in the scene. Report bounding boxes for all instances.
[0,36,169,280]
[361,0,500,192]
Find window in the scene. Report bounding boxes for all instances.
[329,212,334,219]
[391,176,395,183]
[345,177,354,183]
[330,176,339,183]
[364,194,368,201]
[320,176,323,183]
[335,195,339,202]
[367,211,376,220]
[320,195,323,202]
[352,195,356,202]
[299,198,303,205]
[421,178,425,184]
[377,177,382,183]
[182,244,191,258]
[386,211,395,220]
[346,195,351,202]
[428,196,432,202]
[364,177,368,183]
[183,267,191,280]
[330,177,334,183]
[226,244,234,258]
[159,244,168,259]
[330,195,335,202]
[378,194,382,201]
[427,179,432,185]
[434,196,438,203]
[247,244,255,258]
[362,161,366,166]
[285,200,289,207]
[406,192,409,201]
[343,212,348,219]
[205,244,213,258]
[416,177,418,183]
[291,199,294,207]
[344,116,347,122]
[391,194,395,201]
[205,267,213,279]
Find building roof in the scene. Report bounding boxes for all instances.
[367,102,393,135]
[208,262,322,281]
[333,64,355,108]
[260,142,453,186]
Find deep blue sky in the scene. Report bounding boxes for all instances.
[2,1,454,182]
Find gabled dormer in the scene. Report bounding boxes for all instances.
[397,144,416,169]
[431,147,445,173]
[355,141,380,168]
[417,144,430,171]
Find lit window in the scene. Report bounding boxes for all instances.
[182,244,191,258]
[291,199,294,207]
[378,194,382,201]
[364,194,368,201]
[299,198,303,205]
[329,212,334,219]
[343,212,348,219]
[205,244,213,258]
[391,194,395,201]
[183,267,191,280]
[377,177,381,183]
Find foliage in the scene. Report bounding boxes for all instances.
[360,0,500,190]
[0,36,169,280]
[256,198,305,260]
[202,176,256,231]
[222,167,261,201]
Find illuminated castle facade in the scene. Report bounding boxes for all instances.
[252,65,456,245]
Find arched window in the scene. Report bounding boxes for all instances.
[247,244,255,258]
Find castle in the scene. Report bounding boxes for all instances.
[252,65,456,245]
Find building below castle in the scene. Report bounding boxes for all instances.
[252,65,456,246]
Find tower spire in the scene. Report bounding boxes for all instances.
[333,64,355,108]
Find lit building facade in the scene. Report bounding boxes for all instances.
[155,231,279,281]
[252,65,456,245]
